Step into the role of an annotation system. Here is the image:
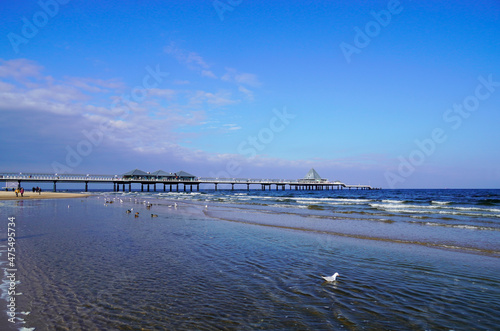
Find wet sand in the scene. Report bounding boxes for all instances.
[0,191,90,200]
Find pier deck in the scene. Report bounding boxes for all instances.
[0,172,376,192]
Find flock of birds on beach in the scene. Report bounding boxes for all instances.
[100,196,179,218]
[97,196,340,283]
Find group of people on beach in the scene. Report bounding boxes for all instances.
[15,187,24,197]
[13,186,42,197]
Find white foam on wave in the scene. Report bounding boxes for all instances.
[431,201,452,205]
[420,222,498,231]
[372,204,500,219]
[371,203,500,215]
[382,199,406,204]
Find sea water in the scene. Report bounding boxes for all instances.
[0,189,499,330]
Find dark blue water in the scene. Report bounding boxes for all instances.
[1,189,499,330]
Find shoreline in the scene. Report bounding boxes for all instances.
[0,191,91,201]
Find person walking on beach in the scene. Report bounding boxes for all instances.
[20,187,24,197]
[38,187,42,195]
[15,188,19,197]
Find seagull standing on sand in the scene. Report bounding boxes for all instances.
[322,272,340,282]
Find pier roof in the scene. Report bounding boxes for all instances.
[151,170,172,177]
[123,169,148,177]
[176,170,196,178]
[303,168,322,181]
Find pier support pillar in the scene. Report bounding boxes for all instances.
[177,184,179,192]
[164,184,166,192]
[154,183,156,192]
[85,181,88,192]
[147,184,150,192]
[215,183,218,191]
[231,183,234,191]
[141,184,144,192]
[247,184,250,191]
[129,183,131,192]
[122,184,125,191]
[197,184,200,192]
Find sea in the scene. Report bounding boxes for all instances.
[0,188,499,330]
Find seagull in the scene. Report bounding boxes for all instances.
[322,272,340,282]
[126,209,132,214]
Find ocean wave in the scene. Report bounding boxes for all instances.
[382,199,410,204]
[477,199,500,206]
[431,201,452,205]
[370,203,500,214]
[293,197,373,203]
[371,204,500,218]
[410,221,500,231]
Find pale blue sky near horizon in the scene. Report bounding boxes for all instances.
[0,0,499,188]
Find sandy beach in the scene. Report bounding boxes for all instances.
[0,191,90,200]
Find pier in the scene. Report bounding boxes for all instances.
[0,169,376,192]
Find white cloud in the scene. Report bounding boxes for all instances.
[164,42,217,79]
[0,82,87,115]
[223,123,242,131]
[238,85,254,101]
[201,70,218,79]
[187,90,239,107]
[148,88,176,99]
[0,58,43,81]
[65,77,125,93]
[222,67,261,87]
[204,91,239,106]
[0,58,264,171]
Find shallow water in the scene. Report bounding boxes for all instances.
[1,190,500,330]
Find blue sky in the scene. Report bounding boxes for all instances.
[1,0,499,188]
